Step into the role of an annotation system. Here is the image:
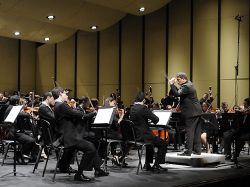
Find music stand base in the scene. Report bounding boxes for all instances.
[0,171,27,178]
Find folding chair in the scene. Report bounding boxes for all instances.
[120,119,153,175]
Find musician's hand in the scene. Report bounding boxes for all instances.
[169,77,176,85]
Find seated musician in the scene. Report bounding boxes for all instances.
[160,90,179,110]
[232,98,250,161]
[199,89,213,106]
[38,92,56,138]
[130,92,168,172]
[4,95,38,163]
[200,102,219,153]
[103,96,128,166]
[51,87,108,182]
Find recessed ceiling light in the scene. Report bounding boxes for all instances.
[47,15,55,21]
[139,7,145,12]
[44,37,50,41]
[90,25,98,30]
[14,31,20,36]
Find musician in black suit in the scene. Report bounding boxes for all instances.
[51,87,108,182]
[169,72,202,156]
[130,92,168,172]
[38,92,56,140]
[4,95,38,162]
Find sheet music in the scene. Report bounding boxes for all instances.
[93,107,115,124]
[153,110,172,126]
[4,105,23,123]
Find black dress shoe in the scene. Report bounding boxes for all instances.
[225,155,232,160]
[74,174,92,182]
[177,152,191,156]
[60,166,77,173]
[193,152,201,155]
[94,169,109,177]
[143,163,154,171]
[152,164,168,172]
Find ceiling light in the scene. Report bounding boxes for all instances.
[14,31,20,36]
[47,15,55,21]
[139,7,145,12]
[44,37,50,41]
[90,25,98,30]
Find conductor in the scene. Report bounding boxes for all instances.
[169,72,202,156]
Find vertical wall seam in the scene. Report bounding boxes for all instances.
[74,32,78,98]
[190,0,194,81]
[119,21,122,97]
[217,0,221,107]
[97,31,100,99]
[166,4,169,95]
[142,16,145,92]
[18,39,21,91]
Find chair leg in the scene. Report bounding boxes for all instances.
[52,148,63,182]
[42,149,50,177]
[136,146,143,175]
[33,145,43,173]
[1,142,10,166]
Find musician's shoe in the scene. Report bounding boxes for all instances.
[177,151,191,156]
[74,174,93,182]
[225,155,232,161]
[94,169,109,177]
[193,152,201,155]
[143,163,154,171]
[59,166,77,173]
[152,164,168,173]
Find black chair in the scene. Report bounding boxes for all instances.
[33,119,78,182]
[120,120,153,175]
[0,123,25,165]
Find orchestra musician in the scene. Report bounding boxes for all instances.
[4,95,39,163]
[51,87,108,182]
[169,72,202,156]
[233,98,250,161]
[130,92,168,172]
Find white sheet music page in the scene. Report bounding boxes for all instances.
[4,105,23,123]
[93,107,115,124]
[153,110,172,126]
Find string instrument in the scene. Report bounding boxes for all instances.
[152,130,169,141]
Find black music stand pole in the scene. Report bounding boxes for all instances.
[234,14,242,106]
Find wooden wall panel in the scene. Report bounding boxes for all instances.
[99,24,119,104]
[0,37,18,93]
[121,15,142,106]
[168,0,191,86]
[144,7,166,103]
[193,0,218,105]
[36,44,55,95]
[20,40,36,93]
[77,31,97,98]
[57,35,75,98]
[221,0,249,106]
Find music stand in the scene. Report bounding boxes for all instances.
[0,105,26,178]
[152,110,173,141]
[92,107,116,171]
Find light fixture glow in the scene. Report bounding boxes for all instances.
[44,37,50,41]
[14,31,20,36]
[47,15,55,20]
[139,7,145,12]
[90,25,98,30]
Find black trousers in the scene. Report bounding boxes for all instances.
[184,116,201,154]
[223,129,238,156]
[59,139,101,175]
[145,136,168,165]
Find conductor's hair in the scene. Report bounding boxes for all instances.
[134,92,145,102]
[51,87,65,99]
[176,72,188,80]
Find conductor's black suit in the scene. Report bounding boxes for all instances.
[170,81,202,154]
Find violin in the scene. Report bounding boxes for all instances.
[85,107,96,113]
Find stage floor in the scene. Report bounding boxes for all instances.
[0,149,250,187]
